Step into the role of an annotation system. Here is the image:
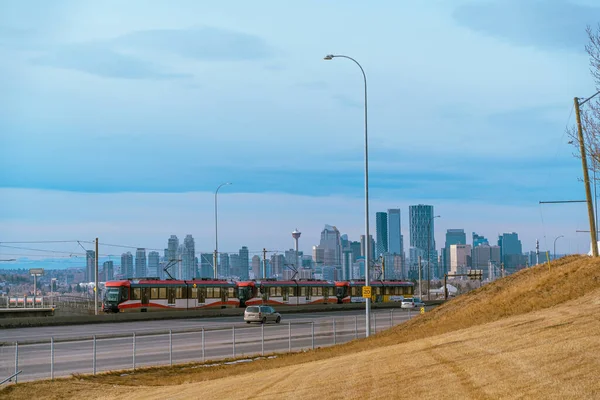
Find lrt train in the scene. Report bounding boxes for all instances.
[102,277,414,313]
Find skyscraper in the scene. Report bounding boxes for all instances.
[135,248,147,278]
[182,235,196,280]
[238,246,249,280]
[498,232,524,273]
[86,250,95,283]
[147,251,160,277]
[251,255,261,279]
[121,252,133,279]
[409,204,436,278]
[219,253,230,277]
[443,229,466,277]
[102,260,114,281]
[387,209,402,255]
[167,235,179,263]
[360,235,375,262]
[375,212,388,257]
[319,225,342,266]
[473,232,489,247]
[199,253,213,278]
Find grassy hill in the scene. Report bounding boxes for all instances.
[3,255,600,399]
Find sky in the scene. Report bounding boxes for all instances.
[2,0,600,266]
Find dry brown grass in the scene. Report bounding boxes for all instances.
[3,255,600,399]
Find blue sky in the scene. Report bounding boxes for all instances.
[1,0,600,261]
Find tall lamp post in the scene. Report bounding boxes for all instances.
[426,215,440,301]
[214,182,232,279]
[324,54,372,337]
[553,235,564,261]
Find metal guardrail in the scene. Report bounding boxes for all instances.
[0,309,416,384]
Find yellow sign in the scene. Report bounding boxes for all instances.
[420,307,425,314]
[193,283,197,288]
[362,286,372,298]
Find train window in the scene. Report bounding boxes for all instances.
[351,287,360,296]
[384,287,391,295]
[228,287,235,297]
[276,287,282,297]
[121,288,129,301]
[150,288,160,299]
[206,287,214,298]
[159,288,167,299]
[176,287,185,299]
[300,287,307,297]
[375,287,382,295]
[289,287,296,296]
[327,287,334,296]
[132,288,141,300]
[213,287,221,298]
[311,287,318,296]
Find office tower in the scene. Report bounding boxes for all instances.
[388,209,403,256]
[312,245,325,264]
[134,248,147,278]
[182,235,196,280]
[229,254,241,277]
[270,254,285,278]
[375,212,388,257]
[409,204,437,278]
[360,235,375,262]
[449,244,472,275]
[498,232,524,273]
[102,260,114,281]
[319,225,342,266]
[473,244,501,279]
[251,255,261,279]
[350,241,362,263]
[473,232,489,247]
[147,251,160,277]
[238,246,249,280]
[220,253,230,277]
[200,253,213,278]
[443,229,466,277]
[342,249,353,280]
[86,250,95,283]
[121,252,133,279]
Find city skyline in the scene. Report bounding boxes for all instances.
[2,1,599,260]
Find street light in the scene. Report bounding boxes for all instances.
[553,235,564,261]
[426,215,441,301]
[214,182,232,279]
[324,53,372,337]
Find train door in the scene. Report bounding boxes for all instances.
[283,287,289,303]
[221,287,227,308]
[198,287,206,304]
[141,287,150,307]
[167,287,176,306]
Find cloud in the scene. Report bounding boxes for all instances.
[453,0,600,51]
[31,42,192,80]
[112,27,277,61]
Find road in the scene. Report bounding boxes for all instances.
[0,308,419,383]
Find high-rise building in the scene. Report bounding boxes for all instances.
[220,253,230,277]
[167,235,179,263]
[251,255,261,279]
[270,254,285,278]
[319,225,342,266]
[473,232,489,248]
[135,248,146,278]
[409,204,437,278]
[349,241,361,263]
[121,252,133,279]
[147,251,160,277]
[387,209,403,256]
[86,250,95,283]
[229,254,241,277]
[102,260,114,281]
[449,244,472,275]
[312,245,325,264]
[342,249,353,280]
[360,235,375,262]
[199,253,213,278]
[472,244,501,279]
[498,232,524,273]
[182,235,196,280]
[443,229,466,277]
[375,212,388,257]
[238,246,249,280]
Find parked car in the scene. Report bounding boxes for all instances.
[244,305,281,324]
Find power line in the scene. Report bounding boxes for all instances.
[0,240,91,244]
[0,244,86,255]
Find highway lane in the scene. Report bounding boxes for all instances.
[0,309,418,383]
[0,308,420,343]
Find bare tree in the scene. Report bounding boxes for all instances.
[569,24,600,189]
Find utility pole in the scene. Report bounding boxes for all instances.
[94,238,99,315]
[381,255,385,281]
[501,262,505,278]
[535,239,539,266]
[213,250,218,280]
[262,248,267,279]
[575,96,599,257]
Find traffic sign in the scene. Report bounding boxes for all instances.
[362,286,372,298]
[420,307,425,314]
